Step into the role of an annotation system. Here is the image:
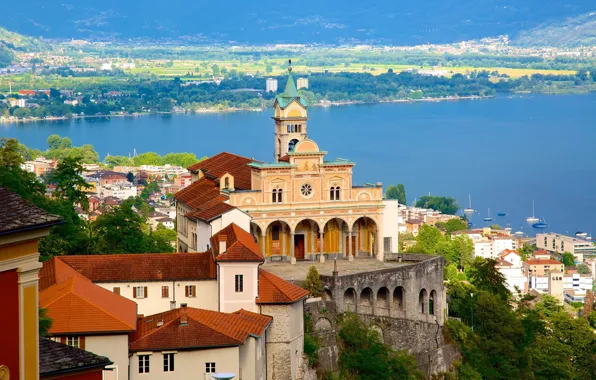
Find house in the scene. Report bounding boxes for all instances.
[405,219,423,236]
[522,255,565,301]
[536,232,596,262]
[495,250,527,295]
[129,306,271,380]
[99,182,137,200]
[155,217,175,229]
[40,222,310,380]
[0,187,113,380]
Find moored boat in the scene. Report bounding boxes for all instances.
[484,208,493,222]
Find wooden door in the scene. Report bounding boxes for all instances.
[294,235,305,260]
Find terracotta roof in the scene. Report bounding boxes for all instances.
[39,257,86,291]
[257,269,309,304]
[40,276,137,334]
[525,259,563,265]
[499,249,520,259]
[131,307,272,351]
[56,253,216,283]
[211,224,264,262]
[40,338,111,377]
[406,219,423,225]
[186,152,254,190]
[279,155,290,162]
[0,187,63,236]
[496,259,513,267]
[185,198,237,222]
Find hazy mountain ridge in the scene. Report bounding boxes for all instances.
[0,1,594,45]
[0,27,49,67]
[513,13,596,47]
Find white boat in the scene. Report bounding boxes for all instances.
[576,232,588,238]
[463,194,474,214]
[526,200,539,223]
[484,208,493,222]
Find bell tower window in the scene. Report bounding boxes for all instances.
[288,139,299,152]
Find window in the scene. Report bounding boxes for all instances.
[113,287,120,295]
[286,125,290,133]
[335,186,340,200]
[277,189,283,203]
[185,285,196,298]
[330,187,335,200]
[224,177,229,189]
[384,237,392,253]
[272,225,280,241]
[134,286,147,299]
[162,286,169,298]
[191,232,197,249]
[163,353,175,372]
[300,183,313,198]
[272,189,277,203]
[139,355,150,373]
[66,336,80,348]
[206,362,216,373]
[235,274,244,292]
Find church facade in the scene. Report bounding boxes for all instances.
[175,69,398,262]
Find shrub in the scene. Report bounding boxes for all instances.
[306,265,323,297]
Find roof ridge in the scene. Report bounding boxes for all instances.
[40,277,76,307]
[133,314,181,343]
[260,269,296,299]
[189,311,244,344]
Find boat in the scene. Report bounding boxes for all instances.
[467,222,474,228]
[497,212,506,217]
[463,194,474,214]
[483,208,493,222]
[533,216,548,229]
[526,201,539,223]
[576,231,588,238]
[504,227,512,232]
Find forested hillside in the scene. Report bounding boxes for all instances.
[514,13,596,47]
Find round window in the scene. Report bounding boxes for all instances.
[300,183,314,198]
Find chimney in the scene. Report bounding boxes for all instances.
[180,303,188,326]
[218,234,227,253]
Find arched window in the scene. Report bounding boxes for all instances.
[419,289,427,314]
[291,125,295,133]
[330,186,335,201]
[429,290,436,315]
[272,189,277,203]
[335,186,340,200]
[287,125,291,133]
[298,124,301,133]
[277,189,283,203]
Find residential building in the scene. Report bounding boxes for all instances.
[266,77,278,92]
[452,230,515,260]
[22,156,58,177]
[130,306,271,380]
[99,182,137,200]
[563,272,593,296]
[495,250,527,295]
[296,77,309,89]
[40,338,112,380]
[175,70,399,262]
[87,170,129,187]
[405,219,423,236]
[536,232,596,262]
[38,222,309,380]
[523,257,564,277]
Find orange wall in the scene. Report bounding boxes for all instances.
[0,269,20,379]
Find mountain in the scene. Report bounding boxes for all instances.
[513,12,596,47]
[0,1,594,45]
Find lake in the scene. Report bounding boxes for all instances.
[3,94,596,237]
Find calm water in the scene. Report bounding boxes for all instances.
[3,94,596,236]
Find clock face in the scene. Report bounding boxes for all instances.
[301,183,314,198]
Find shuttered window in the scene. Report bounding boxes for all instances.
[162,286,169,298]
[133,286,148,299]
[185,285,196,298]
[235,275,244,293]
[113,287,120,295]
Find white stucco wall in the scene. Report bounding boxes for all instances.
[382,200,399,254]
[197,220,212,251]
[474,241,492,259]
[493,239,514,256]
[96,280,218,316]
[130,347,240,380]
[86,334,129,380]
[218,262,259,313]
[221,209,251,233]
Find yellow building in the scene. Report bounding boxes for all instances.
[175,68,398,263]
[0,187,62,380]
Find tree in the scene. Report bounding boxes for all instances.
[467,257,510,301]
[39,307,53,337]
[0,137,25,169]
[411,225,443,254]
[415,196,459,215]
[305,266,322,297]
[338,313,423,380]
[490,224,502,230]
[385,184,406,204]
[49,156,92,211]
[126,172,135,183]
[47,134,61,150]
[132,152,162,166]
[445,218,467,233]
[577,263,591,274]
[561,252,575,266]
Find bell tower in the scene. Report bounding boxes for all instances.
[273,60,308,162]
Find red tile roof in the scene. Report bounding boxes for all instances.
[211,224,264,262]
[496,259,513,267]
[130,307,271,351]
[187,152,254,190]
[40,276,137,334]
[499,249,520,259]
[257,269,309,304]
[39,257,86,291]
[174,177,238,222]
[53,253,216,283]
[524,259,563,265]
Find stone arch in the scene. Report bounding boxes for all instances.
[419,288,428,314]
[294,218,323,259]
[357,191,372,201]
[322,217,349,256]
[359,287,373,315]
[350,216,378,257]
[376,287,390,316]
[288,138,300,152]
[371,324,384,343]
[344,288,357,312]
[314,317,332,332]
[262,220,292,258]
[429,290,437,316]
[393,286,405,311]
[324,289,333,302]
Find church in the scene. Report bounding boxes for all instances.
[175,67,399,263]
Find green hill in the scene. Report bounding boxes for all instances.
[0,26,48,67]
[513,13,596,47]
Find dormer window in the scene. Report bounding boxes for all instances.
[224,177,229,189]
